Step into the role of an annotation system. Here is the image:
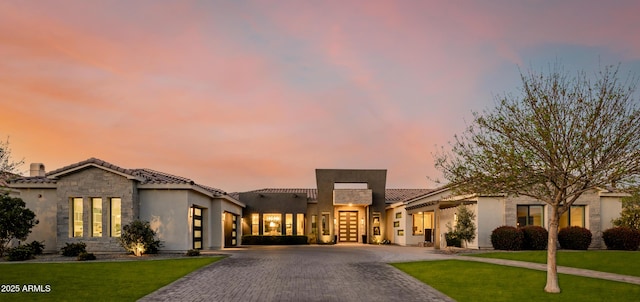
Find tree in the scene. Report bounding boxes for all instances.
[434,64,640,293]
[119,220,161,256]
[450,205,476,248]
[0,137,24,174]
[612,188,640,230]
[0,193,39,257]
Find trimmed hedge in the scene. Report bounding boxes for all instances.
[445,232,461,247]
[520,225,548,250]
[61,242,87,257]
[603,227,640,251]
[242,235,308,245]
[6,245,35,261]
[490,226,523,250]
[558,226,592,250]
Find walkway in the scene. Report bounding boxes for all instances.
[139,245,455,302]
[454,255,640,285]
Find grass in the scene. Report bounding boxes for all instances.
[0,256,222,301]
[392,260,640,302]
[467,250,640,277]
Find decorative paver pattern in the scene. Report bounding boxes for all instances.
[139,245,454,302]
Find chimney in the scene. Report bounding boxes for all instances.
[30,163,46,177]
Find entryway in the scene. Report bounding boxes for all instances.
[338,211,358,242]
[224,212,238,247]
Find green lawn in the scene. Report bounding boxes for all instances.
[0,257,222,301]
[467,250,640,277]
[392,260,640,302]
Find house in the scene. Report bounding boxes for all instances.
[235,169,431,244]
[388,187,625,249]
[8,158,244,253]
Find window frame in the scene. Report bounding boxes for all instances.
[517,205,545,227]
[92,198,103,237]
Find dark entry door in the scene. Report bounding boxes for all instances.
[193,207,202,249]
[224,212,237,247]
[338,211,358,242]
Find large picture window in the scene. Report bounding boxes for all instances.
[560,206,585,228]
[72,198,83,237]
[263,213,282,235]
[111,198,121,237]
[321,213,330,236]
[517,205,544,227]
[285,213,293,236]
[296,213,305,235]
[251,213,259,235]
[92,198,102,237]
[412,212,434,235]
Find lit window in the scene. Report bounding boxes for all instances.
[517,205,544,227]
[321,213,330,235]
[412,212,434,235]
[72,198,83,237]
[263,213,282,235]
[296,213,305,235]
[560,206,585,228]
[251,214,259,235]
[92,198,102,237]
[285,213,293,236]
[311,215,317,235]
[111,198,121,237]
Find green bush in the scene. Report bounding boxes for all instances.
[61,242,87,257]
[77,252,96,261]
[520,226,548,250]
[603,227,640,250]
[445,232,461,247]
[119,220,162,256]
[490,226,523,250]
[6,245,35,261]
[558,226,592,250]
[26,240,45,255]
[241,235,308,245]
[186,249,200,256]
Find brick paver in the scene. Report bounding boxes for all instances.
[139,245,454,302]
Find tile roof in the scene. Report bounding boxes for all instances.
[235,188,433,203]
[9,158,227,196]
[0,171,21,187]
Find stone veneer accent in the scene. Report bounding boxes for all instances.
[56,167,139,252]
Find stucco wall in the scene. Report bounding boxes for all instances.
[139,189,189,251]
[19,188,58,253]
[600,196,622,232]
[476,197,504,248]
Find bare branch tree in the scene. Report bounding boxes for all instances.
[0,136,25,175]
[434,64,640,293]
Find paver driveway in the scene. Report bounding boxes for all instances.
[139,245,454,302]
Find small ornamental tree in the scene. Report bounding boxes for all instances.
[451,205,476,248]
[119,220,161,256]
[0,193,38,257]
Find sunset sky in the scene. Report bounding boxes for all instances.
[2,1,640,192]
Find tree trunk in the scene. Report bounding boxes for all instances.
[545,205,561,293]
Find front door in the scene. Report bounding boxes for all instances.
[224,212,237,247]
[193,207,202,249]
[338,211,358,242]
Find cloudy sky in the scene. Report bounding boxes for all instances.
[1,1,639,192]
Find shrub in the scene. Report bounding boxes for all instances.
[241,235,308,245]
[26,240,45,255]
[186,249,201,256]
[61,242,87,257]
[490,226,523,250]
[558,226,592,250]
[444,232,461,247]
[119,220,162,256]
[520,226,548,250]
[6,245,35,261]
[77,252,96,261]
[603,227,640,251]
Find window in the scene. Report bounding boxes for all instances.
[111,198,121,237]
[263,213,282,235]
[311,215,317,235]
[321,213,330,236]
[517,205,544,227]
[296,213,305,235]
[412,212,434,235]
[560,206,585,228]
[285,213,293,236]
[395,212,402,219]
[72,198,83,237]
[92,198,102,237]
[251,214,259,235]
